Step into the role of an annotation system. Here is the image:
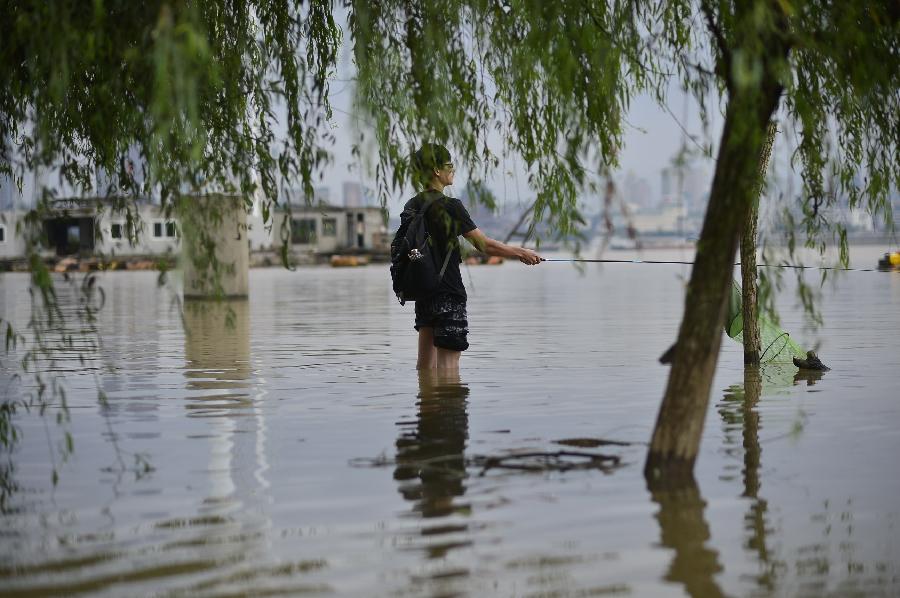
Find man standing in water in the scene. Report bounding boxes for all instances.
[404,144,542,370]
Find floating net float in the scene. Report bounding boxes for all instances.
[877,251,900,271]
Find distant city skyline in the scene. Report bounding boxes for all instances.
[2,36,894,233]
[318,79,724,216]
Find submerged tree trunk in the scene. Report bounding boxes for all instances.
[740,122,778,365]
[645,86,783,480]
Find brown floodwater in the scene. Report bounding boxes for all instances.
[1,246,898,597]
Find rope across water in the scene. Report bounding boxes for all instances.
[540,258,892,273]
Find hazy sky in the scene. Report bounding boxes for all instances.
[4,37,725,215]
[314,26,726,216]
[322,88,721,212]
[320,83,725,216]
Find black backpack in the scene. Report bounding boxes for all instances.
[390,196,453,305]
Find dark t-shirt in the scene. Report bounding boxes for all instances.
[402,190,477,299]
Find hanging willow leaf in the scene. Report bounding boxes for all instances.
[0,0,896,491]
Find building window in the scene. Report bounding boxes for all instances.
[322,217,337,237]
[291,218,317,244]
[0,224,5,243]
[66,225,81,248]
[153,221,177,239]
[111,221,138,241]
[355,213,365,248]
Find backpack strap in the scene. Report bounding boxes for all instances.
[419,192,453,282]
[419,195,438,216]
[400,194,438,222]
[438,249,453,281]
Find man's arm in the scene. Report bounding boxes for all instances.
[462,228,542,265]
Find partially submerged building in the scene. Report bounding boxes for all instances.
[0,211,26,260]
[1,199,181,261]
[273,205,389,256]
[1,199,389,264]
[0,154,388,263]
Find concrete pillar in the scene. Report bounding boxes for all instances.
[182,194,249,300]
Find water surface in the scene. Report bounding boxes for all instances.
[1,247,898,596]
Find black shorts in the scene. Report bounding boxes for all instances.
[414,293,469,351]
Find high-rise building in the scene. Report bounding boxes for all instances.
[93,146,147,200]
[683,166,709,214]
[343,181,362,208]
[366,187,379,207]
[623,170,653,209]
[660,167,676,204]
[660,164,709,213]
[282,186,330,206]
[314,186,331,205]
[0,173,13,210]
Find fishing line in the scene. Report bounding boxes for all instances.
[540,258,891,273]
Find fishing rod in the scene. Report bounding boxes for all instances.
[540,258,893,273]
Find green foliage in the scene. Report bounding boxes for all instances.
[1,1,895,283]
[1,0,897,489]
[350,0,666,238]
[351,1,896,254]
[786,3,899,253]
[2,0,340,212]
[1,0,341,497]
[756,4,897,313]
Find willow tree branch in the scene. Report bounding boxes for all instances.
[699,0,731,83]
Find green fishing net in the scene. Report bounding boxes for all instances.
[725,280,807,365]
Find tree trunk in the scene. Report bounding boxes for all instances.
[740,121,778,365]
[645,88,782,480]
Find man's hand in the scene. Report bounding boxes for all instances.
[517,248,542,265]
[462,228,542,264]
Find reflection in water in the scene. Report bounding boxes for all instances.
[2,258,898,596]
[793,368,825,386]
[184,300,254,415]
[647,364,822,597]
[180,300,271,584]
[649,476,726,598]
[720,366,828,592]
[715,366,889,597]
[394,370,470,556]
[720,366,778,593]
[183,300,256,503]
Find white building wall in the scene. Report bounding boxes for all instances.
[3,204,389,260]
[846,207,874,232]
[246,191,277,251]
[95,205,181,257]
[632,205,688,234]
[0,212,27,259]
[275,207,387,253]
